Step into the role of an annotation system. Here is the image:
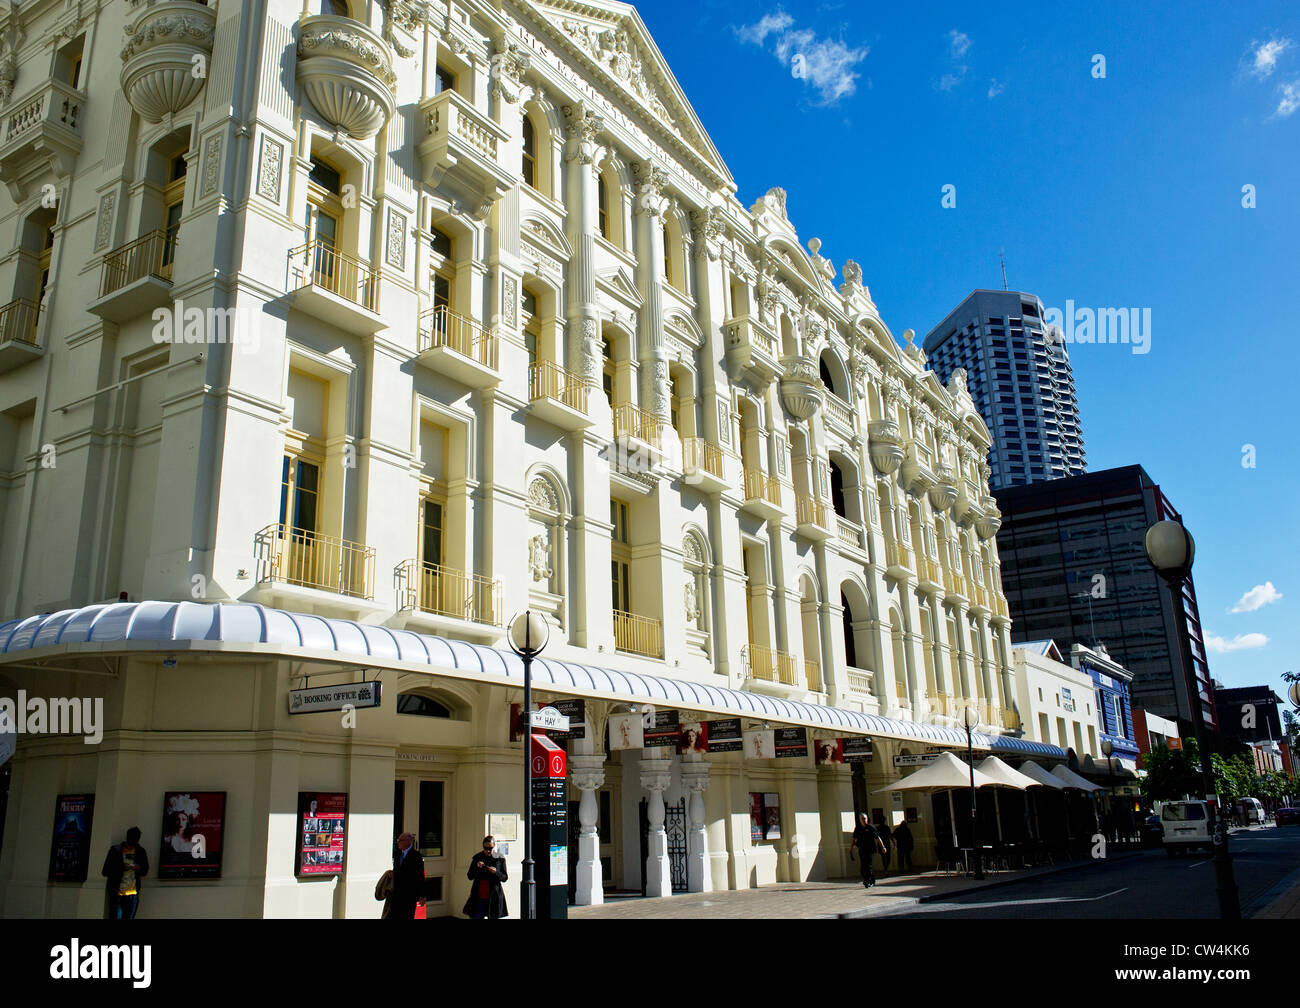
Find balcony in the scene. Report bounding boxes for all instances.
[394,560,503,642]
[681,437,729,494]
[251,523,381,617]
[527,360,590,430]
[804,659,823,693]
[0,299,44,372]
[89,230,175,323]
[867,420,905,475]
[885,540,912,578]
[945,570,969,599]
[900,441,936,497]
[1002,708,1022,733]
[287,239,383,332]
[794,493,833,541]
[417,87,511,219]
[724,313,779,382]
[417,305,499,387]
[916,555,944,593]
[613,403,668,469]
[975,496,1002,540]
[778,358,823,421]
[614,610,663,659]
[297,14,396,140]
[739,466,783,521]
[823,392,855,435]
[845,668,874,695]
[742,643,804,698]
[120,1,217,123]
[929,465,959,513]
[0,78,85,200]
[835,515,865,553]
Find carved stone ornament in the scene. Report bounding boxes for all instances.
[529,533,553,582]
[385,208,407,270]
[563,103,604,164]
[120,1,217,123]
[949,367,969,397]
[528,477,559,511]
[684,577,700,623]
[840,259,863,291]
[807,237,836,281]
[881,371,907,411]
[297,15,397,140]
[868,419,906,475]
[689,206,723,257]
[256,136,283,203]
[489,43,531,104]
[0,52,15,104]
[779,358,823,421]
[384,0,429,58]
[559,19,676,126]
[631,160,668,217]
[751,186,787,219]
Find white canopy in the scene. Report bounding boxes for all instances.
[1052,764,1105,792]
[871,751,995,794]
[976,756,1038,790]
[1017,760,1068,789]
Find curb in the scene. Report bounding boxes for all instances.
[1245,861,1300,919]
[837,848,1149,918]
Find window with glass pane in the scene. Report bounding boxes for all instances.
[435,65,456,95]
[421,499,443,568]
[418,781,443,857]
[280,457,319,534]
[522,116,536,188]
[597,176,609,239]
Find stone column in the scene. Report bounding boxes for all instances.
[562,102,604,389]
[680,757,712,893]
[640,758,673,898]
[631,159,670,423]
[570,754,606,906]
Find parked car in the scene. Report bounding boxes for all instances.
[1234,797,1265,825]
[1140,814,1164,847]
[1275,807,1300,826]
[1161,800,1212,856]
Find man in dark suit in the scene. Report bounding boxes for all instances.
[389,832,424,920]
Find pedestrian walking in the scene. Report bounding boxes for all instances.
[878,819,893,875]
[893,820,914,873]
[462,835,509,919]
[389,831,425,920]
[101,827,149,920]
[850,813,886,888]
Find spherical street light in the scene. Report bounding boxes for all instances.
[508,609,550,920]
[1144,520,1195,587]
[1289,680,1300,712]
[1143,519,1239,919]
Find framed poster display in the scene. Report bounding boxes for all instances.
[159,791,226,879]
[48,794,95,882]
[296,791,348,876]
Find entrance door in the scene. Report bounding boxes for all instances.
[394,775,451,916]
[665,798,688,893]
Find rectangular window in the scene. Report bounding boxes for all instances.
[280,456,319,534]
[421,499,444,568]
[610,498,630,613]
[435,65,456,95]
[418,781,443,857]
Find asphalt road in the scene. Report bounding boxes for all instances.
[874,825,1300,919]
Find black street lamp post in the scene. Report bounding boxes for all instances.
[1144,520,1240,920]
[964,705,984,879]
[509,610,550,921]
[1102,739,1116,847]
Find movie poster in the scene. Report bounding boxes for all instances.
[158,791,226,879]
[743,728,775,760]
[706,718,743,753]
[48,794,95,882]
[749,792,764,842]
[607,712,644,751]
[814,738,844,764]
[842,736,874,763]
[677,720,709,754]
[774,727,808,758]
[642,710,680,749]
[296,792,348,877]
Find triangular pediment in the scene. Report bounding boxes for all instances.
[596,266,643,307]
[529,1,734,188]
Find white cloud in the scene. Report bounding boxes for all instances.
[736,8,869,104]
[1249,37,1292,78]
[937,69,966,91]
[987,79,1005,99]
[1205,632,1270,654]
[1276,80,1300,117]
[949,30,971,59]
[935,30,971,91]
[1229,581,1282,613]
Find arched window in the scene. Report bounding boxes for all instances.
[682,531,710,658]
[521,116,537,189]
[829,459,846,517]
[661,221,672,285]
[597,175,610,239]
[819,358,836,395]
[397,693,451,718]
[841,592,858,669]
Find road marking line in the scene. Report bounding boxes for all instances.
[1186,860,1209,868]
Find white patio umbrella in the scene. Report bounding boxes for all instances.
[873,752,996,848]
[1052,764,1105,792]
[1017,759,1068,842]
[977,756,1036,841]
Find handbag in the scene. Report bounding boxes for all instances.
[374,869,393,902]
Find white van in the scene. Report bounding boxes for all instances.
[1234,797,1265,825]
[1161,800,1212,856]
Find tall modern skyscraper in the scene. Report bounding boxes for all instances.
[923,290,1086,490]
[993,466,1217,730]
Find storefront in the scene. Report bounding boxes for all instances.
[0,601,1064,917]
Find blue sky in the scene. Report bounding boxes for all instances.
[635,0,1300,697]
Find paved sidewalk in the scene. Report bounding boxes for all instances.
[570,850,1147,920]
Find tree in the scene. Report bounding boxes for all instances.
[1211,752,1255,803]
[1140,740,1204,802]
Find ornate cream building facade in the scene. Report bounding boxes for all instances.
[0,0,1061,918]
